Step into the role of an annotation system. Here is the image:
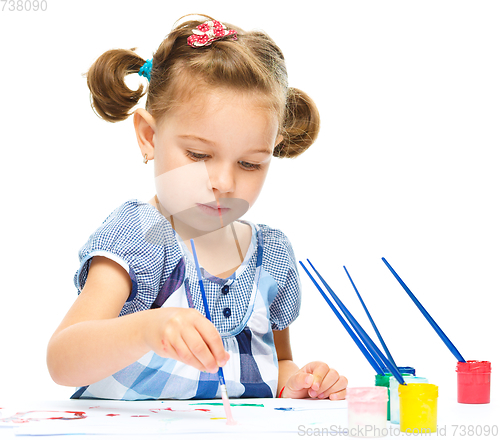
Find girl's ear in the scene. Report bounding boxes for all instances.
[134,109,156,161]
[275,134,284,147]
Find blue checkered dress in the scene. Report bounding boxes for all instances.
[71,200,301,400]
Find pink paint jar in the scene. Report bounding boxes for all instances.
[347,387,388,437]
[457,360,491,404]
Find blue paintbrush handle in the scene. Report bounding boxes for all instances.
[306,259,406,385]
[299,261,385,376]
[217,370,226,386]
[190,240,228,386]
[344,265,398,368]
[382,257,466,363]
[191,240,212,321]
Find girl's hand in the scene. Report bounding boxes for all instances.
[281,361,347,400]
[145,307,230,374]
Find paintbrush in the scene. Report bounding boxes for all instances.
[190,239,236,425]
[382,257,466,363]
[305,259,406,385]
[344,265,398,369]
[299,261,386,375]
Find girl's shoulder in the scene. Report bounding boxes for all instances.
[75,199,181,302]
[95,199,173,242]
[256,223,295,253]
[256,223,298,277]
[100,198,161,227]
[255,223,301,327]
[79,198,177,262]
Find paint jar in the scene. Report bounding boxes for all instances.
[399,383,438,434]
[456,360,491,404]
[389,376,428,424]
[347,387,388,437]
[383,366,415,376]
[375,371,414,420]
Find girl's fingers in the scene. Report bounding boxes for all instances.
[160,336,173,357]
[195,318,230,367]
[309,362,331,393]
[158,308,229,373]
[180,327,220,373]
[171,336,205,371]
[313,368,340,397]
[287,372,314,392]
[318,375,348,400]
[300,361,331,397]
[329,387,347,401]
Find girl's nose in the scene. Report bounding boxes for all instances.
[208,163,235,194]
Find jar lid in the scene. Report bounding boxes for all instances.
[382,366,415,376]
[390,375,428,385]
[399,383,438,398]
[456,360,491,373]
[346,386,388,402]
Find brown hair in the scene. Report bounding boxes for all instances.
[86,14,320,158]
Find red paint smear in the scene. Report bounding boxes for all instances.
[106,414,120,417]
[131,415,149,417]
[149,408,173,413]
[1,410,87,424]
[149,407,211,414]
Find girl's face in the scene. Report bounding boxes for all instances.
[151,89,282,232]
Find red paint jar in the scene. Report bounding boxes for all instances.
[456,360,491,404]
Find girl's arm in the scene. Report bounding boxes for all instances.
[274,327,348,400]
[274,327,299,392]
[47,256,228,387]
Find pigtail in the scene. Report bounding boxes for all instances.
[275,87,320,158]
[86,48,146,122]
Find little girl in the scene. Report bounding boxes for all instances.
[47,15,347,401]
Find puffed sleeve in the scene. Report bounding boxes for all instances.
[73,200,181,316]
[259,224,301,330]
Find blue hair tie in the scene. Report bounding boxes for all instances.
[138,59,153,81]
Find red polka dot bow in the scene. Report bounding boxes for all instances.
[187,20,238,48]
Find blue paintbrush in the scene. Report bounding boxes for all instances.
[382,257,466,363]
[299,261,385,375]
[306,259,406,385]
[344,265,398,369]
[190,239,236,424]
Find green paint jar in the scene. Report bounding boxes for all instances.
[375,371,414,420]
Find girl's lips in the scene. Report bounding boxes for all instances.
[196,203,230,217]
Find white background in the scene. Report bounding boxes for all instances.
[1,0,498,425]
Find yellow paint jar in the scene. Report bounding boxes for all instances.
[390,376,428,424]
[399,383,438,434]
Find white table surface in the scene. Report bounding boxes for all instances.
[0,394,497,440]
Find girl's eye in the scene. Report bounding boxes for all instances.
[186,151,209,161]
[239,161,261,171]
[187,151,261,170]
